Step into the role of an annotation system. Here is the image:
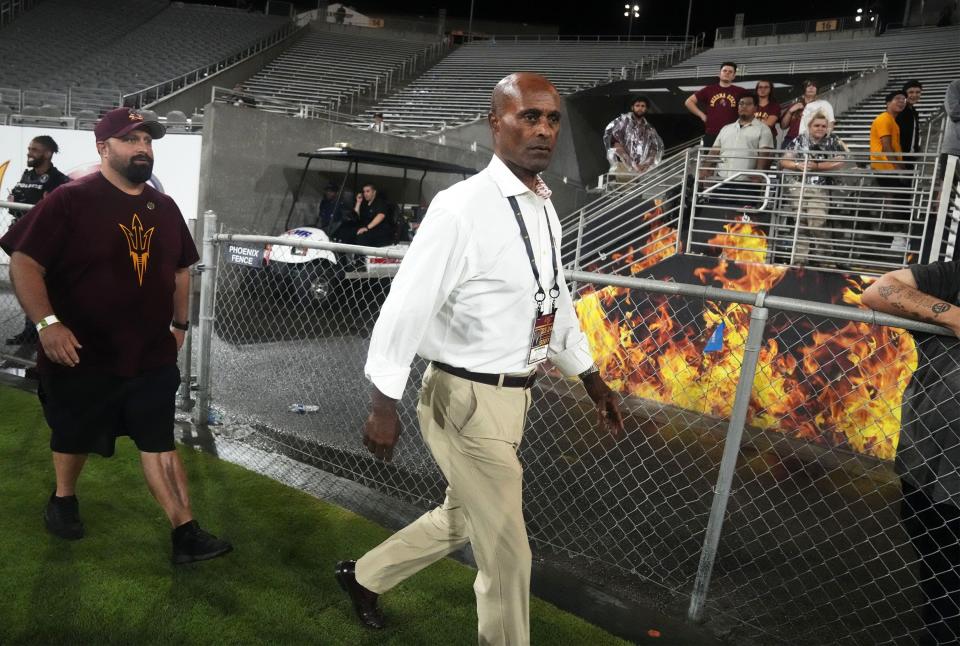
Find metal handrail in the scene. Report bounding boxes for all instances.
[123,20,301,109]
[699,171,773,212]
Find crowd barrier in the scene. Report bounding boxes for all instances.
[176,214,955,644]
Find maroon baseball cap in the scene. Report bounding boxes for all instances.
[94,107,166,142]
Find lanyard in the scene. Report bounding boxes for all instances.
[507,195,560,311]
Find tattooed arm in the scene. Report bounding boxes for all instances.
[862,267,960,334]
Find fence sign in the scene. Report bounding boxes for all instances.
[223,243,264,268]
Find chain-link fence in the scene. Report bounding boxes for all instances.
[0,201,35,373]
[189,215,960,645]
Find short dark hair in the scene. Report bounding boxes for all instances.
[631,95,650,108]
[739,93,758,106]
[902,79,923,93]
[363,182,377,191]
[31,135,59,154]
[755,79,775,100]
[802,79,818,91]
[885,90,906,103]
[373,112,384,119]
[720,61,737,72]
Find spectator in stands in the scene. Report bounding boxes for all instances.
[314,182,351,235]
[336,182,393,249]
[871,91,912,251]
[754,79,781,141]
[862,261,960,645]
[945,79,960,165]
[781,112,848,266]
[228,83,255,108]
[335,4,347,23]
[602,95,664,174]
[897,80,923,155]
[781,80,835,148]
[5,135,70,346]
[684,61,746,147]
[700,93,775,180]
[368,113,388,133]
[0,107,232,564]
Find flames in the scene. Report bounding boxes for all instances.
[575,219,918,460]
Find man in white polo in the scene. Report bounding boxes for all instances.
[334,72,624,645]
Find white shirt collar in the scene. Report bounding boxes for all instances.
[486,154,552,200]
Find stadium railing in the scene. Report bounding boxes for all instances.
[715,16,879,42]
[167,204,960,644]
[0,0,36,27]
[569,148,956,278]
[123,20,301,110]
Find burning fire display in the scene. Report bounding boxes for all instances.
[574,220,918,461]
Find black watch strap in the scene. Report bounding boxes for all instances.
[171,320,189,331]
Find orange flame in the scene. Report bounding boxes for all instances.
[575,219,918,460]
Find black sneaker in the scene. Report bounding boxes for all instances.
[171,520,232,565]
[44,492,84,540]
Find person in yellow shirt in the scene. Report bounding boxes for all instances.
[870,90,910,251]
[870,91,907,172]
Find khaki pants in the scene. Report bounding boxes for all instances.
[788,184,831,264]
[356,364,533,646]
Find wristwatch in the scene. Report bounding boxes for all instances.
[35,314,60,332]
[171,320,190,331]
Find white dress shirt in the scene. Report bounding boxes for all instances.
[364,154,595,399]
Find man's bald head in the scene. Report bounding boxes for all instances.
[490,73,559,115]
[488,73,562,187]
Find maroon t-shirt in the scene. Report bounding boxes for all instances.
[756,100,782,138]
[695,83,747,135]
[0,172,199,377]
[785,102,804,139]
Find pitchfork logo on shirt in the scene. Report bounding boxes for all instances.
[119,213,155,286]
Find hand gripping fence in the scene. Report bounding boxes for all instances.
[178,215,959,645]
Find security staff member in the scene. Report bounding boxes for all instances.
[334,73,624,644]
[7,135,70,224]
[5,135,70,345]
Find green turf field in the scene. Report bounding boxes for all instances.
[0,386,628,645]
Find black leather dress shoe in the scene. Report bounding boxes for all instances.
[335,560,385,629]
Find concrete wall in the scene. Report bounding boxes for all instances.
[200,104,492,234]
[200,102,592,235]
[147,28,308,117]
[818,65,890,116]
[714,28,877,48]
[417,98,591,213]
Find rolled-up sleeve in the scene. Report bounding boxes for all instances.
[549,277,595,377]
[364,193,471,399]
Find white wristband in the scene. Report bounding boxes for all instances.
[35,315,60,332]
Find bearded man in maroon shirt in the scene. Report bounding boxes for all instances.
[0,108,232,565]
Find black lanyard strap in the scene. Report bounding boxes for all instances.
[507,195,560,305]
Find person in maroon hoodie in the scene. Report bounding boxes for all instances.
[684,61,747,147]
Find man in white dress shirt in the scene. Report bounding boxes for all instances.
[334,72,624,644]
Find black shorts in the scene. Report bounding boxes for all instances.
[38,365,180,457]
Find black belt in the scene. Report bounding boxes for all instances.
[431,361,536,389]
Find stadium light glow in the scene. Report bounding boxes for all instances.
[623,2,640,36]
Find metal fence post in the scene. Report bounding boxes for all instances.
[193,211,218,428]
[177,264,198,411]
[688,293,770,622]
